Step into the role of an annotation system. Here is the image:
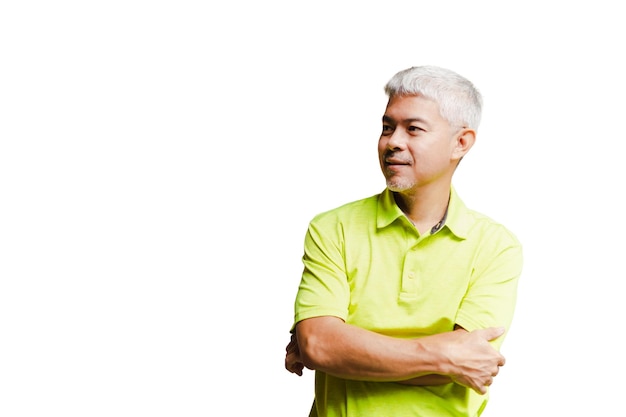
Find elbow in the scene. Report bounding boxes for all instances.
[295,321,334,371]
[296,316,349,371]
[298,333,326,370]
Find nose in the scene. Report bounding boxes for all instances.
[386,129,408,150]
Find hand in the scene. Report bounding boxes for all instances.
[439,327,506,395]
[285,333,305,376]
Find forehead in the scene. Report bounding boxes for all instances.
[384,94,443,123]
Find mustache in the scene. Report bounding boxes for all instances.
[383,151,412,164]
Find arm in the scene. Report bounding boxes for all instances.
[291,316,505,395]
[395,324,464,387]
[285,333,304,376]
[396,375,453,386]
[285,210,521,393]
[393,226,524,389]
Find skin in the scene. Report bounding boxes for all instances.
[378,94,475,233]
[284,94,505,395]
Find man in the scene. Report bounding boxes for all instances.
[285,66,523,417]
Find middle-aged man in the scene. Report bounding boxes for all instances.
[285,65,523,417]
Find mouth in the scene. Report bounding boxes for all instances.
[384,156,411,167]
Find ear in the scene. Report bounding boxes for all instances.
[451,128,476,160]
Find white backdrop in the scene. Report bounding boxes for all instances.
[2,1,624,415]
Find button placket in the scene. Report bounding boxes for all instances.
[400,242,421,295]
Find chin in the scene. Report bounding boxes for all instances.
[386,179,416,192]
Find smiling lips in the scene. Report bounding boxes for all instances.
[384,154,412,166]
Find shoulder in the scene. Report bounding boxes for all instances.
[465,209,521,248]
[310,193,381,226]
[448,189,521,248]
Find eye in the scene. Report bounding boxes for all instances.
[381,124,394,136]
[408,125,426,134]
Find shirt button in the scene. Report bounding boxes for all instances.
[407,272,415,279]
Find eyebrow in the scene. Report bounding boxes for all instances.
[382,115,430,126]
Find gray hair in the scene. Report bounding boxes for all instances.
[384,66,483,130]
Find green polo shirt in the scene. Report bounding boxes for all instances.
[293,187,523,417]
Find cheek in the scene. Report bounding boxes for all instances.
[377,138,387,155]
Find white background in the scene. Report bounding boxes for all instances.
[1,1,624,415]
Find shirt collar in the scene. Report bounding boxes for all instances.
[376,186,471,239]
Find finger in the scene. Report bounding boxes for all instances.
[286,361,303,376]
[285,354,297,373]
[286,337,298,351]
[475,326,506,341]
[478,379,491,394]
[285,351,304,374]
[473,383,487,395]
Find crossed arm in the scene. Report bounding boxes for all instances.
[284,316,505,395]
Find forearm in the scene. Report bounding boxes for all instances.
[397,325,462,385]
[295,316,506,394]
[396,375,453,386]
[296,316,445,381]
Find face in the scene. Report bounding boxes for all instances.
[378,94,469,193]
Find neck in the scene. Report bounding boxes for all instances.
[393,184,451,234]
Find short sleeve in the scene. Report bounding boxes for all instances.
[293,217,350,327]
[455,227,523,349]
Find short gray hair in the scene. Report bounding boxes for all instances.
[384,66,483,130]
